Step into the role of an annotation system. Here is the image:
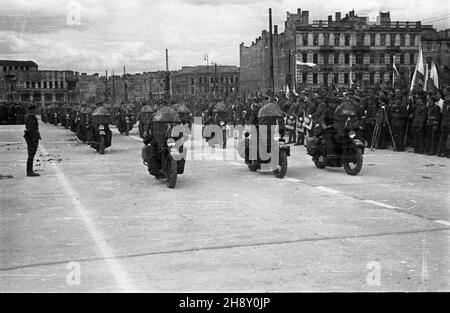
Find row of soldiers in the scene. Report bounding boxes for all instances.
[0,101,27,125]
[170,86,450,158]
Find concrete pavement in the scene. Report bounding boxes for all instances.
[0,120,449,292]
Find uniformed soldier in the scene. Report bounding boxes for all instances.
[424,97,441,155]
[437,91,450,157]
[0,101,8,125]
[391,90,408,151]
[412,97,427,154]
[24,103,41,177]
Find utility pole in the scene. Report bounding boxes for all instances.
[204,54,209,95]
[123,66,127,102]
[269,8,275,97]
[214,63,217,96]
[112,70,116,102]
[105,70,109,101]
[165,49,170,101]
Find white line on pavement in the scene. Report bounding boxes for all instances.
[39,144,137,292]
[362,200,399,209]
[229,162,243,166]
[433,220,450,227]
[315,186,342,194]
[285,178,302,183]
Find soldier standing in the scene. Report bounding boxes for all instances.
[391,91,408,151]
[24,103,41,177]
[424,98,441,155]
[437,91,450,157]
[412,97,427,154]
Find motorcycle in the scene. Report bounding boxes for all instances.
[142,106,186,189]
[204,103,229,149]
[87,106,112,154]
[240,102,290,179]
[117,103,136,136]
[306,116,365,176]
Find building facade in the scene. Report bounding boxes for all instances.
[0,60,80,103]
[421,29,450,88]
[240,9,437,93]
[171,65,239,97]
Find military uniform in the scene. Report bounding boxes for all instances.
[411,97,426,153]
[424,100,441,155]
[437,98,450,157]
[0,102,8,125]
[24,104,41,177]
[391,96,408,151]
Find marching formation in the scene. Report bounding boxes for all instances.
[3,83,449,186]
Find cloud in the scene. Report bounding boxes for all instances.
[0,0,448,74]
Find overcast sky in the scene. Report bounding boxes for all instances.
[0,0,448,74]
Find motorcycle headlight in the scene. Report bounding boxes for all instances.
[167,138,175,147]
[349,130,356,139]
[220,121,225,126]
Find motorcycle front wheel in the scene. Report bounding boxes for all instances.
[313,157,327,169]
[166,158,178,188]
[343,148,363,175]
[99,136,106,155]
[273,150,288,178]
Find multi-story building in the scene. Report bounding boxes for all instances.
[79,71,167,103]
[240,9,437,93]
[0,60,79,103]
[171,65,239,97]
[421,29,450,88]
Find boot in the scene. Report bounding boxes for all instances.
[27,160,40,177]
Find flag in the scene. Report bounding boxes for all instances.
[410,47,425,92]
[430,61,439,89]
[424,61,429,91]
[296,60,317,67]
[393,55,399,77]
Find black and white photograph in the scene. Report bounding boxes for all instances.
[0,0,449,297]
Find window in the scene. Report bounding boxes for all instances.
[380,33,386,46]
[230,77,233,83]
[334,53,339,64]
[410,53,415,64]
[344,73,349,84]
[370,72,375,84]
[379,53,384,64]
[356,33,364,46]
[410,34,416,46]
[344,54,350,64]
[313,53,318,64]
[323,73,329,86]
[356,53,364,64]
[400,34,405,46]
[199,78,202,83]
[313,73,318,84]
[390,34,396,46]
[334,73,339,84]
[313,34,319,46]
[334,33,340,46]
[370,34,376,46]
[302,33,308,46]
[190,77,194,85]
[323,33,330,46]
[302,53,307,63]
[344,34,350,46]
[370,54,375,64]
[400,53,404,64]
[302,73,307,83]
[323,53,328,65]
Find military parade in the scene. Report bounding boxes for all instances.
[1,1,450,295]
